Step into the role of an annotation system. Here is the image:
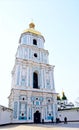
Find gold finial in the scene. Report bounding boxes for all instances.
[29,22,35,29]
[62,88,64,95]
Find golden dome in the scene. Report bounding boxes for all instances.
[22,22,45,41]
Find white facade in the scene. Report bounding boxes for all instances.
[0,105,13,125]
[58,108,79,122]
[8,22,57,123]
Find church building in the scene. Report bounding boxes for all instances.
[8,22,57,123]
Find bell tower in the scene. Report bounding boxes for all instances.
[8,22,57,123]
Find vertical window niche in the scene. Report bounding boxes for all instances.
[33,39,37,45]
[33,72,39,89]
[21,35,27,44]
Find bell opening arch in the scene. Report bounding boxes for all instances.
[33,71,39,89]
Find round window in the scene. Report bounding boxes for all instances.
[34,53,37,57]
[22,113,24,116]
[23,97,24,100]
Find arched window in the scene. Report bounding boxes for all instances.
[33,72,38,89]
[33,39,37,45]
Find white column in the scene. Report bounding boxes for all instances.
[17,101,19,119]
[45,106,47,120]
[30,67,32,87]
[27,35,29,45]
[15,65,21,87]
[44,69,46,88]
[49,70,53,89]
[46,54,48,64]
[53,96,57,122]
[27,106,29,121]
[22,47,24,59]
[53,104,56,122]
[28,35,30,45]
[26,67,29,87]
[40,52,41,62]
[32,108,35,122]
[27,48,29,60]
[52,68,55,90]
[41,106,44,120]
[19,66,22,86]
[41,68,44,88]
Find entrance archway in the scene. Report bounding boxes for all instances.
[33,72,38,89]
[34,111,41,123]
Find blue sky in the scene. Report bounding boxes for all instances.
[0,0,79,106]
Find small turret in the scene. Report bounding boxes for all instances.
[57,94,61,100]
[62,91,67,100]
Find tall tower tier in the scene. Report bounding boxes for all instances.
[8,22,57,123]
